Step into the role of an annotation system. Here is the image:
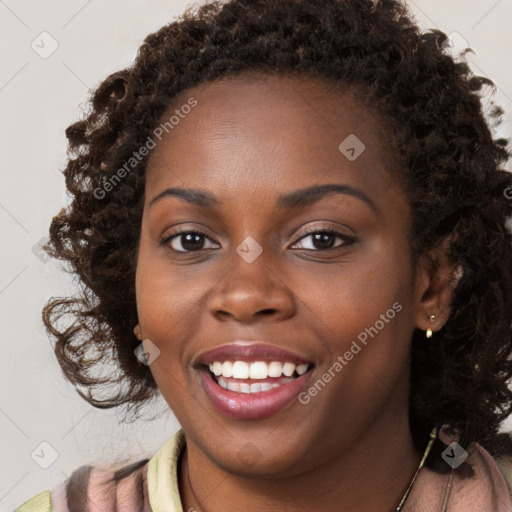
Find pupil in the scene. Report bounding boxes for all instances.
[182,233,203,251]
[313,233,334,249]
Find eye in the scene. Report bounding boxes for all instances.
[162,229,219,252]
[291,228,356,251]
[161,227,356,253]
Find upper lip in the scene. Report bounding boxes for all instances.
[196,342,313,367]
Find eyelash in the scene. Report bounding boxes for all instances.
[160,226,356,253]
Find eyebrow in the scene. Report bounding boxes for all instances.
[149,183,377,213]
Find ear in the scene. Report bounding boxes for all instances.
[133,324,141,339]
[413,237,463,335]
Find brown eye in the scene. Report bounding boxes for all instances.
[292,229,356,251]
[163,230,219,252]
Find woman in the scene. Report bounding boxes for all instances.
[15,0,512,510]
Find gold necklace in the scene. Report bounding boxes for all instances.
[395,427,438,512]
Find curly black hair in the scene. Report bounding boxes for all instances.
[43,0,512,456]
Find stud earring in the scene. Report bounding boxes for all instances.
[135,332,142,341]
[426,314,435,338]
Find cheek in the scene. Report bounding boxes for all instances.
[134,255,205,420]
[135,264,204,361]
[297,264,414,432]
[135,225,204,334]
[134,239,219,405]
[302,241,415,396]
[304,239,413,336]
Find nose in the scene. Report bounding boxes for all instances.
[208,250,296,323]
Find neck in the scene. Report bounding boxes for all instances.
[178,412,424,512]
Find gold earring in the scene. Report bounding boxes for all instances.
[133,323,143,341]
[426,314,435,338]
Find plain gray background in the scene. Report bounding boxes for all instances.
[1,0,511,508]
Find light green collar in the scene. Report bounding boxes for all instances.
[147,429,186,512]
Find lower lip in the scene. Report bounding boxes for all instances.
[199,370,312,420]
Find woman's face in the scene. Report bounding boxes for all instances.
[135,74,427,476]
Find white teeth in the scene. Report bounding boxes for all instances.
[212,362,223,376]
[227,380,239,392]
[221,361,233,378]
[268,361,284,377]
[282,362,296,377]
[240,383,251,394]
[296,364,308,375]
[249,361,268,379]
[217,376,295,393]
[232,361,250,379]
[210,360,310,379]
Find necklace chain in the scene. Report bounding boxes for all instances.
[183,427,438,512]
[395,427,438,512]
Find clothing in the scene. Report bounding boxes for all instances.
[14,429,512,512]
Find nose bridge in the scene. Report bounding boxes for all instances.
[227,236,279,295]
[209,235,294,320]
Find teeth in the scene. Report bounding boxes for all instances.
[249,361,268,379]
[227,380,239,392]
[221,361,233,378]
[296,364,308,375]
[232,361,250,379]
[240,383,251,394]
[212,362,223,376]
[268,361,284,377]
[210,360,310,379]
[282,362,296,377]
[217,376,295,393]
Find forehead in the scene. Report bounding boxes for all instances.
[144,73,399,209]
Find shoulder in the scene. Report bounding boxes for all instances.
[483,431,512,499]
[13,429,186,512]
[13,458,150,512]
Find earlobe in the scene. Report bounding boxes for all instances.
[133,324,142,340]
[413,240,462,336]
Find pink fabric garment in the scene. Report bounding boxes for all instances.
[405,442,512,511]
[50,462,151,512]
[46,433,511,511]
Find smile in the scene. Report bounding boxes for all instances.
[196,343,315,419]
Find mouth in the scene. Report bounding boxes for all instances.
[196,343,315,420]
[209,360,311,392]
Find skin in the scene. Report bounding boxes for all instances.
[134,73,456,512]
